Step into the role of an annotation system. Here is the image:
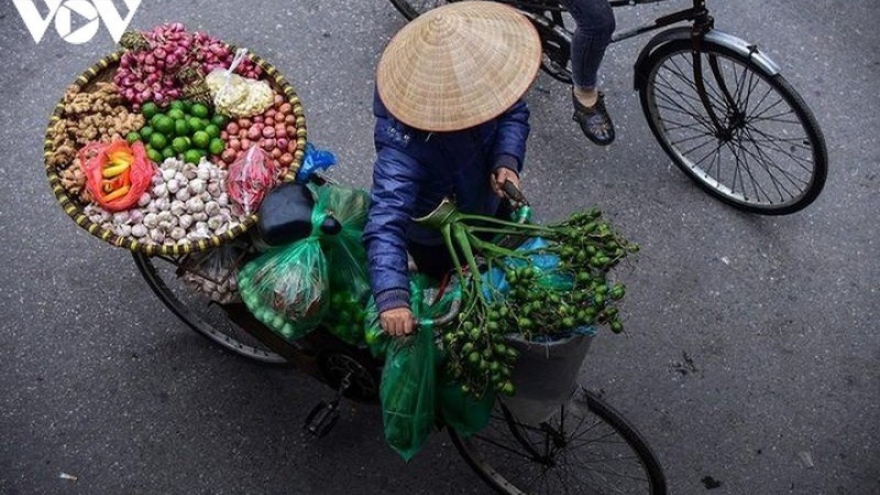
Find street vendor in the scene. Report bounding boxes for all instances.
[363,1,543,337]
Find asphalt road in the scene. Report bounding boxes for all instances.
[1,1,878,494]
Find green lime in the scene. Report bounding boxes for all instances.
[181,100,194,113]
[192,131,211,149]
[210,114,228,127]
[162,147,176,160]
[187,117,206,133]
[204,124,221,139]
[154,116,174,135]
[169,100,185,111]
[208,138,225,156]
[174,119,190,137]
[149,113,165,127]
[147,148,163,164]
[167,108,186,121]
[141,102,160,120]
[126,132,140,144]
[184,149,202,164]
[149,132,168,150]
[190,103,210,119]
[138,125,154,140]
[172,136,191,153]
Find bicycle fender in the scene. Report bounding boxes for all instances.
[633,27,782,90]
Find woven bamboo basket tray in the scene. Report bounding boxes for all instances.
[44,47,308,257]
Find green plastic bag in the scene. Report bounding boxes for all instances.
[317,185,372,345]
[364,274,452,360]
[380,323,437,461]
[237,186,330,341]
[437,364,495,438]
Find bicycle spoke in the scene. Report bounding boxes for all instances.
[743,125,814,173]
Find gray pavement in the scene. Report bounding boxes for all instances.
[1,0,878,494]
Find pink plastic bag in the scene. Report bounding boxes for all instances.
[226,146,278,215]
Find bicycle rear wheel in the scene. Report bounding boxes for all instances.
[450,388,667,494]
[133,250,287,365]
[639,40,827,214]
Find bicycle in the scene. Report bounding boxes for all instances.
[388,0,828,215]
[132,179,668,494]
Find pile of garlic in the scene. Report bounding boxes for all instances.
[85,157,247,246]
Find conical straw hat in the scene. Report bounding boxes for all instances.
[376,1,542,132]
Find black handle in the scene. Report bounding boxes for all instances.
[502,180,529,206]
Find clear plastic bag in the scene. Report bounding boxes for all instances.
[205,48,274,118]
[181,243,247,305]
[226,146,278,215]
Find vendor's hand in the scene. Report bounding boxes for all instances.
[380,307,416,337]
[492,167,520,198]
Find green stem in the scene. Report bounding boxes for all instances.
[442,223,466,280]
[466,234,532,261]
[455,213,556,234]
[452,223,486,304]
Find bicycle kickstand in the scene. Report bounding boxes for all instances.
[304,372,352,438]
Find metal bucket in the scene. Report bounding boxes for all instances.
[502,331,594,425]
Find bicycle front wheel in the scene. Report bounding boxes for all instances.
[639,40,827,214]
[133,251,287,365]
[449,388,667,494]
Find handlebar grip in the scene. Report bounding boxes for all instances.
[417,296,462,329]
[502,179,529,206]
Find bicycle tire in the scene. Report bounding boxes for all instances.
[449,388,667,494]
[132,251,288,365]
[639,39,827,214]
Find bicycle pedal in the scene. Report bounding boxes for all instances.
[304,400,340,438]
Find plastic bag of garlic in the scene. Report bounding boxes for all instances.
[181,242,248,304]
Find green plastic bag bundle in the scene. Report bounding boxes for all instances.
[364,275,452,360]
[237,189,330,342]
[380,323,437,461]
[316,185,372,345]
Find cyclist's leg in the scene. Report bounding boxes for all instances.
[558,0,617,145]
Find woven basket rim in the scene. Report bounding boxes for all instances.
[44,46,308,257]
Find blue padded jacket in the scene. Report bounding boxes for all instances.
[363,91,530,312]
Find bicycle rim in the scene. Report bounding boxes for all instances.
[450,389,667,494]
[132,251,287,364]
[640,41,827,214]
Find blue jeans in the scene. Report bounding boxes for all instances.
[557,0,616,90]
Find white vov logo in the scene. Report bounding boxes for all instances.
[13,0,142,44]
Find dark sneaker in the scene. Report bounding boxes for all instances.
[572,91,615,146]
